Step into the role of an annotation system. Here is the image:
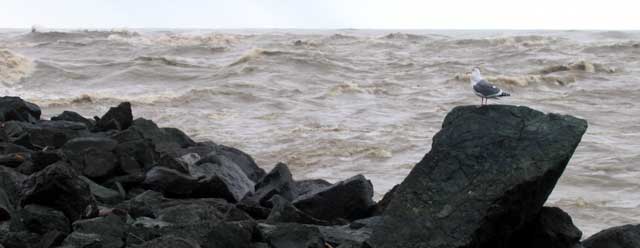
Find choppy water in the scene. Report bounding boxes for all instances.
[2,28,640,236]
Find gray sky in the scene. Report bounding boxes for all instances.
[1,0,639,29]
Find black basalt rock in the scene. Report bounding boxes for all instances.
[0,96,41,123]
[582,224,640,248]
[293,174,375,222]
[508,207,582,248]
[94,102,133,131]
[19,161,99,222]
[367,105,588,248]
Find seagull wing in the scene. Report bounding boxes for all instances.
[473,79,502,97]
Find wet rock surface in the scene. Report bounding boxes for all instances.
[0,97,609,248]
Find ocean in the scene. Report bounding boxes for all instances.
[2,28,639,236]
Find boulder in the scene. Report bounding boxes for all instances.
[0,96,41,123]
[19,204,71,235]
[582,224,640,248]
[156,203,224,225]
[189,157,255,202]
[67,214,127,248]
[0,231,40,248]
[114,139,157,174]
[291,179,331,199]
[372,184,398,215]
[62,137,118,179]
[3,121,89,149]
[0,166,25,212]
[157,153,189,173]
[244,163,294,207]
[16,150,62,175]
[94,102,133,131]
[508,207,582,248]
[266,195,328,225]
[202,221,254,248]
[19,162,99,222]
[128,118,195,156]
[367,105,588,248]
[51,111,94,128]
[212,145,265,182]
[257,223,325,248]
[79,176,123,205]
[293,174,375,222]
[61,232,103,248]
[0,189,12,222]
[142,167,200,197]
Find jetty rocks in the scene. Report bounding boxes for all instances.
[0,95,621,248]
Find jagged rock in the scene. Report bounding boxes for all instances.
[0,154,26,168]
[68,214,127,248]
[508,207,582,248]
[61,232,102,248]
[19,204,71,235]
[19,162,99,222]
[0,189,12,222]
[114,139,157,174]
[372,184,398,215]
[62,137,118,179]
[128,118,195,156]
[213,145,265,183]
[16,150,61,175]
[157,153,188,173]
[142,167,200,197]
[131,235,201,248]
[79,176,123,205]
[291,179,331,199]
[317,224,373,247]
[189,158,255,202]
[0,96,41,123]
[582,224,640,248]
[258,223,325,248]
[244,163,294,208]
[94,102,133,131]
[367,105,588,248]
[156,203,224,224]
[38,230,66,248]
[293,174,375,222]
[3,121,89,149]
[51,111,94,128]
[266,195,328,225]
[117,190,251,222]
[0,166,24,212]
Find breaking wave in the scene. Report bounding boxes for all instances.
[0,49,34,86]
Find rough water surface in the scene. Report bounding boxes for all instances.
[1,28,639,236]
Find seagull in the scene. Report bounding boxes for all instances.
[470,67,510,106]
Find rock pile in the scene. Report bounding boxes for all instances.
[0,96,630,248]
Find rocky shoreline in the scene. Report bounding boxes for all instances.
[0,96,635,248]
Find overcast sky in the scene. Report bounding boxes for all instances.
[1,0,639,30]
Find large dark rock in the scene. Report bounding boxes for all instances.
[94,102,133,131]
[18,204,71,235]
[128,118,195,156]
[65,214,127,248]
[508,207,582,248]
[62,136,118,179]
[79,176,123,205]
[0,96,41,123]
[257,223,325,248]
[367,105,588,248]
[372,184,398,215]
[0,166,25,212]
[19,162,99,222]
[293,174,375,222]
[266,195,328,225]
[210,145,265,183]
[51,111,94,128]
[582,224,640,248]
[3,121,89,149]
[189,157,255,202]
[142,167,200,197]
[291,179,331,199]
[244,163,294,208]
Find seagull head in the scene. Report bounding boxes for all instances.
[470,67,483,82]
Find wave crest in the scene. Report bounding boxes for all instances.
[0,49,34,86]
